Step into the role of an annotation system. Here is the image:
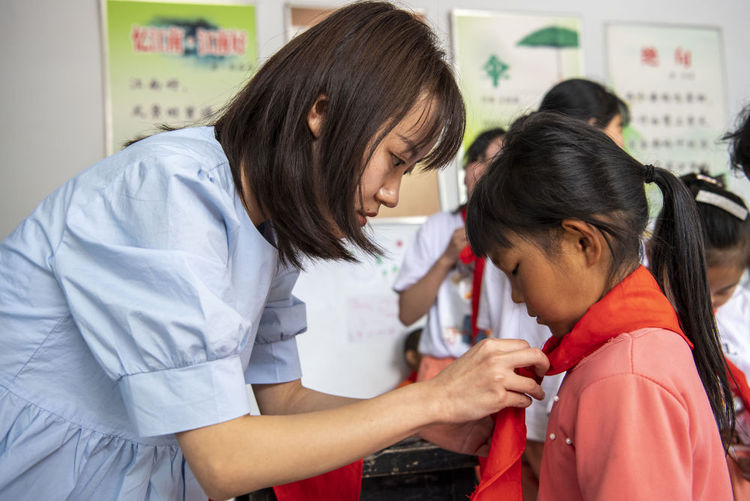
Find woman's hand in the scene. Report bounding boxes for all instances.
[177,340,547,499]
[419,418,495,456]
[422,338,549,425]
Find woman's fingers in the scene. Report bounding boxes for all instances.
[481,338,550,378]
[503,371,545,401]
[503,390,533,409]
[425,338,550,424]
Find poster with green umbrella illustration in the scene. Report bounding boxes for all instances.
[451,10,583,160]
[517,26,580,81]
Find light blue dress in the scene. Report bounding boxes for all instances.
[0,127,306,500]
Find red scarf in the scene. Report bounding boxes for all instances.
[471,266,691,500]
[460,207,486,343]
[273,460,363,501]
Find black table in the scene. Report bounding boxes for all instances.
[242,437,479,501]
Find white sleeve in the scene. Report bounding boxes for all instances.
[477,262,503,332]
[393,216,443,292]
[717,286,750,378]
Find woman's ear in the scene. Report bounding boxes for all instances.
[307,94,328,138]
[560,219,605,267]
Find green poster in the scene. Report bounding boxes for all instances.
[102,0,257,153]
[451,10,583,152]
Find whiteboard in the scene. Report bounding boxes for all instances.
[294,221,425,398]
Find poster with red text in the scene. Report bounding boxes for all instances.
[606,23,728,178]
[101,0,257,154]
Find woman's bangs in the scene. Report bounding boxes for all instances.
[413,73,465,172]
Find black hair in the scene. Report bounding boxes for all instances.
[724,105,750,180]
[677,172,750,269]
[214,1,465,269]
[464,127,506,166]
[539,78,628,128]
[466,111,734,447]
[404,327,422,354]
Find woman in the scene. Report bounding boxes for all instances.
[0,3,547,500]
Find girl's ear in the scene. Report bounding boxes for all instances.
[560,219,605,267]
[307,94,328,138]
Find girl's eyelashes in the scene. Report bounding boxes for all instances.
[511,263,519,276]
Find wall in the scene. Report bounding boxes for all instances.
[2,0,750,396]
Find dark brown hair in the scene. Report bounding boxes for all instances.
[724,104,750,180]
[539,78,629,128]
[214,1,465,268]
[677,172,750,269]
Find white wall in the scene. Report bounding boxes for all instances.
[2,0,750,396]
[3,0,750,240]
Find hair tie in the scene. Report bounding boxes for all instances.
[695,190,749,221]
[643,164,656,184]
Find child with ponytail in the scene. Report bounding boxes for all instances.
[466,111,734,500]
[672,172,750,497]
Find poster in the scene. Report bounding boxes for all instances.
[606,23,728,178]
[101,0,257,154]
[452,10,584,152]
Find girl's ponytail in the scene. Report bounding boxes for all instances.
[649,165,735,446]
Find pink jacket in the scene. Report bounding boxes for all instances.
[538,328,732,501]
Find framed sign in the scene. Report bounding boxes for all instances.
[606,23,728,178]
[101,0,258,153]
[452,9,584,151]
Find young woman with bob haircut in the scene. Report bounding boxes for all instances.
[0,2,548,500]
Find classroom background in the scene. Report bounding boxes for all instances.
[2,0,750,402]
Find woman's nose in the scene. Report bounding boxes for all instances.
[377,177,401,209]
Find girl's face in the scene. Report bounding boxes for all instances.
[464,136,505,198]
[488,228,607,337]
[356,95,438,225]
[707,258,746,310]
[601,113,625,149]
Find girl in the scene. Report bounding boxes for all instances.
[0,3,548,500]
[538,78,629,149]
[394,127,505,381]
[674,173,750,497]
[476,77,629,500]
[466,112,733,500]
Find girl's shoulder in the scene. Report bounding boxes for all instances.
[573,328,696,393]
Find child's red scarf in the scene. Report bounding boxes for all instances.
[273,460,363,501]
[471,266,692,500]
[460,207,486,343]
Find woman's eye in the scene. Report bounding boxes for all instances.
[511,264,519,276]
[391,154,406,167]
